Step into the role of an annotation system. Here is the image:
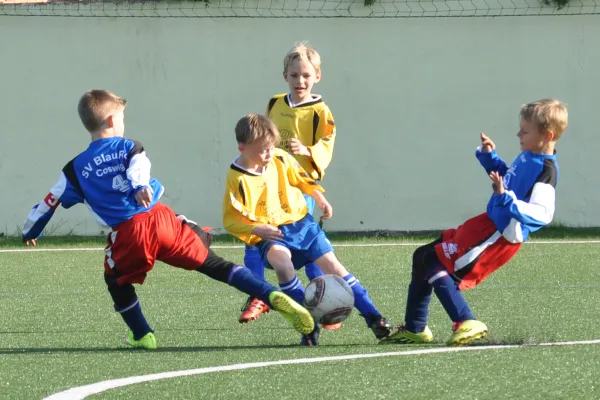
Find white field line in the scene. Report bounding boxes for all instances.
[43,338,600,400]
[2,240,600,253]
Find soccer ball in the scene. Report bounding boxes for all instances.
[303,274,354,325]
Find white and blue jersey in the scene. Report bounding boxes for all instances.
[22,137,164,240]
[476,147,558,243]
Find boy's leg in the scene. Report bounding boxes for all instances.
[385,264,475,347]
[383,239,441,344]
[263,243,321,346]
[177,214,271,323]
[157,207,314,336]
[430,213,521,345]
[244,245,266,280]
[103,212,163,350]
[428,263,490,346]
[264,244,305,305]
[104,273,157,350]
[193,249,313,335]
[302,195,326,281]
[314,251,393,340]
[238,245,271,323]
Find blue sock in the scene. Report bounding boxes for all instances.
[404,279,433,333]
[344,274,381,325]
[117,300,153,340]
[279,276,305,305]
[304,262,325,281]
[244,245,265,280]
[228,265,277,306]
[429,265,475,323]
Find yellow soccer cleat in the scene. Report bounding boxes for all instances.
[449,320,488,346]
[269,291,315,335]
[123,332,157,350]
[380,325,434,345]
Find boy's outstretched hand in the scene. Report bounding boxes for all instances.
[252,224,284,241]
[489,171,505,195]
[480,132,496,153]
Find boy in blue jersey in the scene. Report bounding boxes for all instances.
[21,89,315,349]
[381,98,568,346]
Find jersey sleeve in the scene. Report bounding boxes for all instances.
[307,106,336,179]
[281,151,325,196]
[222,173,261,246]
[475,147,509,175]
[487,160,556,243]
[125,139,152,191]
[22,160,85,240]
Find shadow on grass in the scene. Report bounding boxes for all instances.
[0,342,377,355]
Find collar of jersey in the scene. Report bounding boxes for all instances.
[285,94,323,108]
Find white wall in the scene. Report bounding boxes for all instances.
[0,14,598,235]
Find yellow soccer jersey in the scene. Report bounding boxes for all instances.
[222,148,325,246]
[266,93,336,181]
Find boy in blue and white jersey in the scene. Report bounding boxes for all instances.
[382,98,569,346]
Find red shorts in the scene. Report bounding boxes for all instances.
[104,202,209,285]
[434,213,521,290]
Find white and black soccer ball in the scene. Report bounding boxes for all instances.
[304,274,354,325]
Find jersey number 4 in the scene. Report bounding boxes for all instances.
[112,175,131,193]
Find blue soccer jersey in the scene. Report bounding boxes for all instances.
[22,137,164,240]
[476,147,558,243]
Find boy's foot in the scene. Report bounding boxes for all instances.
[301,325,321,346]
[449,320,488,346]
[239,297,271,323]
[269,291,315,335]
[123,332,157,350]
[368,315,394,339]
[379,325,434,344]
[322,322,342,330]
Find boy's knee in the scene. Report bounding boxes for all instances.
[412,240,440,280]
[104,273,137,311]
[315,252,348,276]
[266,245,294,269]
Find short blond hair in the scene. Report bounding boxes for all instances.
[520,98,568,141]
[283,41,322,75]
[78,90,127,133]
[235,113,281,146]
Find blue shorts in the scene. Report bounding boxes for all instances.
[256,213,333,270]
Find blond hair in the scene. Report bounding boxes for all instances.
[235,113,281,146]
[520,98,568,141]
[283,41,322,75]
[78,90,127,133]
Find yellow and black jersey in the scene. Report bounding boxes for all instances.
[266,93,336,181]
[222,148,324,246]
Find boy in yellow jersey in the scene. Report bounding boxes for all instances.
[239,42,338,326]
[223,113,393,346]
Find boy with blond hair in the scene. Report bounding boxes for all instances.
[382,98,568,346]
[223,113,393,346]
[21,90,315,349]
[239,42,339,327]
